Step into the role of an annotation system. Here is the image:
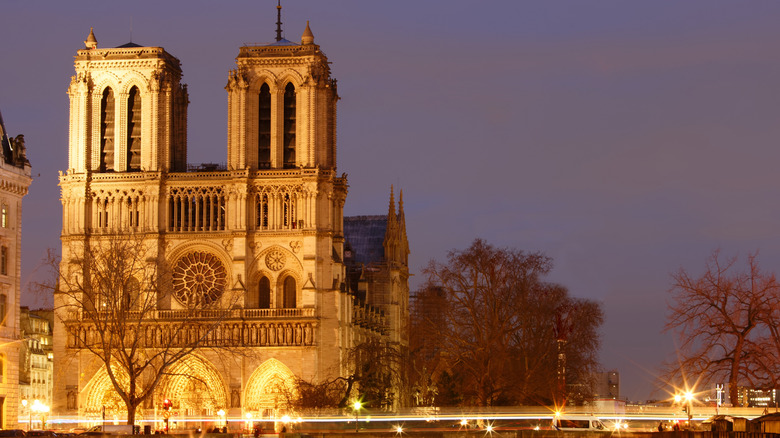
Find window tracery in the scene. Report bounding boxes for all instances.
[168,186,226,232]
[172,251,227,307]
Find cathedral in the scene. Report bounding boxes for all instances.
[53,14,409,427]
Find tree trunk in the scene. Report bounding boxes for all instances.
[127,402,136,428]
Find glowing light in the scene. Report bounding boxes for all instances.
[460,419,469,427]
[353,401,362,411]
[486,424,494,432]
[281,415,291,423]
[217,409,225,417]
[394,425,404,434]
[245,413,252,419]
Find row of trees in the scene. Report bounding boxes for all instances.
[665,250,780,405]
[408,239,604,407]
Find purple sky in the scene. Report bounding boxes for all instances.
[4,1,780,403]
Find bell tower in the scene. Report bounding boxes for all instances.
[67,28,188,174]
[226,21,337,170]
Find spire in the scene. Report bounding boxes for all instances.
[398,190,410,265]
[275,0,283,42]
[84,27,98,49]
[301,21,314,45]
[387,185,397,224]
[384,186,399,263]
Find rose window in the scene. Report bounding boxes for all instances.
[172,251,227,306]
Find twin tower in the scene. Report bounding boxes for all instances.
[55,21,408,419]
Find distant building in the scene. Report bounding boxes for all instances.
[592,370,620,400]
[19,307,54,428]
[0,108,33,428]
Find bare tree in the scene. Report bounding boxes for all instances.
[286,338,404,412]
[665,250,779,405]
[419,239,603,406]
[43,236,238,424]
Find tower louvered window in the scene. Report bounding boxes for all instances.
[283,83,296,168]
[100,88,115,172]
[258,83,271,169]
[127,86,142,171]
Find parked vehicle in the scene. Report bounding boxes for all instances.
[552,415,607,431]
[0,431,27,437]
[26,432,57,438]
[82,425,137,435]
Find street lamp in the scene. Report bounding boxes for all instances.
[674,391,694,428]
[683,391,694,426]
[353,401,362,433]
[31,400,49,430]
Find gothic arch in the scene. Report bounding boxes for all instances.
[276,70,304,89]
[249,245,302,279]
[243,358,297,413]
[91,73,121,96]
[117,72,149,95]
[156,355,229,415]
[248,70,278,92]
[167,240,232,271]
[82,365,141,422]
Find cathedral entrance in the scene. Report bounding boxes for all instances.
[155,355,228,431]
[243,359,297,422]
[82,366,144,425]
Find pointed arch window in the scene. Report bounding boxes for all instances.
[100,88,115,172]
[283,83,296,168]
[259,277,271,309]
[123,277,141,311]
[127,86,142,171]
[282,193,296,229]
[256,194,269,230]
[258,83,271,169]
[283,276,296,308]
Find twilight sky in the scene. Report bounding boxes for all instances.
[4,0,780,403]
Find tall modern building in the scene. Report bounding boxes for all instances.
[54,17,408,426]
[0,109,33,428]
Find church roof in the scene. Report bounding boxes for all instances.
[267,38,298,46]
[344,215,387,266]
[116,42,143,48]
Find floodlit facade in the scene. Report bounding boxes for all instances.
[0,109,33,428]
[19,307,54,428]
[54,21,408,427]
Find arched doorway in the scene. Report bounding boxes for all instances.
[155,355,229,430]
[82,365,143,425]
[243,359,297,419]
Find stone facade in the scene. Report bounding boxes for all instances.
[19,307,54,429]
[54,23,408,427]
[0,108,33,429]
